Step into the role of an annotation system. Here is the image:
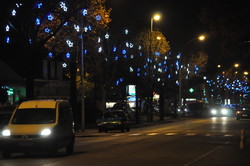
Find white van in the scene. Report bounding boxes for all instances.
[0,99,75,158]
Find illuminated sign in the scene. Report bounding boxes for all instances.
[127,85,136,95]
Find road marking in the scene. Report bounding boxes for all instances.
[224,134,233,137]
[166,133,178,136]
[147,133,159,136]
[108,133,234,137]
[129,133,142,136]
[186,133,196,136]
[112,134,124,137]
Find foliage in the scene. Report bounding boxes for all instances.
[136,30,171,57]
[188,51,208,76]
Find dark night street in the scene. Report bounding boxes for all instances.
[1,117,250,166]
[1,1,250,165]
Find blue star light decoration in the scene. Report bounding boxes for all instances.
[96,15,101,21]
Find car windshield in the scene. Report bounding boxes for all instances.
[112,103,125,109]
[104,111,124,119]
[11,108,56,124]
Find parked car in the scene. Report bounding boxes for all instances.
[0,99,75,158]
[111,101,135,120]
[98,110,130,132]
[236,106,250,120]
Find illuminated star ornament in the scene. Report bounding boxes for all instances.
[96,14,101,21]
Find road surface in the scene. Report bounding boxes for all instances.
[1,117,250,166]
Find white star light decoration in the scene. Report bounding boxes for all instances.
[62,63,67,68]
[66,40,73,47]
[60,2,68,12]
[5,25,10,32]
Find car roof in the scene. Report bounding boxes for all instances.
[18,100,65,109]
[105,109,124,113]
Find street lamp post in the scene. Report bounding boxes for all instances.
[151,14,161,32]
[147,13,161,122]
[178,35,206,108]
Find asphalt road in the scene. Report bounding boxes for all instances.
[1,117,250,166]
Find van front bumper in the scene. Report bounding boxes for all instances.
[0,135,57,153]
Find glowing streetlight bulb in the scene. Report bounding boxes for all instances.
[156,36,162,40]
[153,14,161,21]
[234,63,239,68]
[198,35,205,41]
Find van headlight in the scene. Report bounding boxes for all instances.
[2,129,11,136]
[40,128,51,136]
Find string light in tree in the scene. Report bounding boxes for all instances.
[66,53,71,59]
[66,40,73,47]
[6,37,10,44]
[47,14,54,21]
[48,52,53,58]
[82,9,87,16]
[11,9,16,16]
[5,25,10,32]
[60,2,68,12]
[96,15,101,21]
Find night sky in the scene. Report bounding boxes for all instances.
[109,0,250,73]
[1,0,250,75]
[109,0,204,50]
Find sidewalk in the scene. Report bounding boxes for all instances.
[75,115,182,137]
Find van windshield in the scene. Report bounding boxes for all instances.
[11,108,56,124]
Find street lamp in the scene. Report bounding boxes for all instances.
[198,35,205,41]
[151,13,161,32]
[147,13,161,122]
[178,34,206,107]
[234,63,240,68]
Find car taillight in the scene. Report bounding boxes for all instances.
[236,111,241,114]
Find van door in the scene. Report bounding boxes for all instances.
[57,102,73,147]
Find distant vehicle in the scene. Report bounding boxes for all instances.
[209,104,232,117]
[0,99,75,158]
[185,100,207,117]
[236,106,250,120]
[98,110,130,132]
[111,101,135,120]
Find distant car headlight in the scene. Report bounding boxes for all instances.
[40,128,51,136]
[100,121,107,125]
[221,108,228,115]
[211,109,217,115]
[2,129,11,136]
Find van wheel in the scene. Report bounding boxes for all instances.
[66,138,74,155]
[2,151,11,159]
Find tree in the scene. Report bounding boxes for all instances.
[135,30,171,121]
[4,0,112,129]
[187,51,208,78]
